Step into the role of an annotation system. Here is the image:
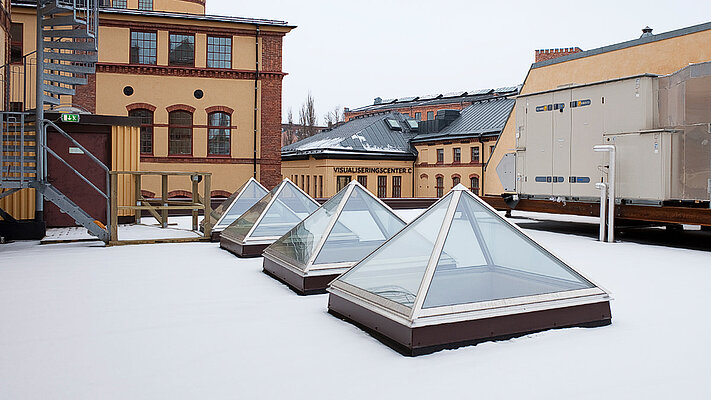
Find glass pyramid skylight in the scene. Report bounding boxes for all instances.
[328,184,611,354]
[209,178,268,231]
[262,181,406,294]
[221,178,319,245]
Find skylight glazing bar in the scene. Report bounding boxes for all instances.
[307,183,354,268]
[411,190,461,319]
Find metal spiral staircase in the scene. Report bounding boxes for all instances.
[1,0,109,242]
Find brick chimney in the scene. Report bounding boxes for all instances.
[535,47,583,63]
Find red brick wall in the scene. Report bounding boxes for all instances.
[535,47,582,63]
[259,34,284,189]
[73,73,96,113]
[261,34,283,72]
[260,77,282,189]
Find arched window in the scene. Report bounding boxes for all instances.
[452,175,460,187]
[129,108,154,155]
[470,176,480,196]
[435,176,444,197]
[208,112,231,156]
[168,110,192,155]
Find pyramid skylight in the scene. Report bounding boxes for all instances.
[209,178,268,232]
[328,184,611,355]
[220,178,319,257]
[262,181,406,294]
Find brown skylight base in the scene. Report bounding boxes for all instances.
[219,237,270,258]
[210,231,221,242]
[328,292,612,356]
[263,257,338,295]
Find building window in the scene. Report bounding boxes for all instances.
[427,111,434,120]
[208,112,231,156]
[436,148,444,163]
[306,175,310,195]
[471,146,480,163]
[377,176,387,198]
[168,110,192,155]
[207,36,232,69]
[490,144,496,157]
[138,0,152,11]
[112,0,127,8]
[452,176,460,187]
[470,176,480,196]
[415,112,421,120]
[169,33,195,66]
[313,175,317,197]
[130,31,157,65]
[319,176,323,198]
[10,23,22,64]
[129,108,154,155]
[337,176,351,192]
[357,175,367,188]
[392,176,402,198]
[453,147,461,163]
[436,176,444,197]
[301,175,305,190]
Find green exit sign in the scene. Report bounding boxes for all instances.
[61,114,80,123]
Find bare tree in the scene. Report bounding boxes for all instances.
[282,108,297,146]
[298,93,317,140]
[324,105,343,128]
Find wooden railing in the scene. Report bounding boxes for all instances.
[109,171,212,244]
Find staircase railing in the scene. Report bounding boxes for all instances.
[0,111,34,188]
[0,51,37,112]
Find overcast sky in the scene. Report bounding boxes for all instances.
[207,1,711,125]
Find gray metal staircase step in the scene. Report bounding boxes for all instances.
[36,183,109,242]
[1,155,37,163]
[44,51,98,63]
[43,83,75,96]
[44,73,88,86]
[0,181,31,189]
[44,40,98,51]
[1,166,37,173]
[43,29,93,39]
[42,15,83,27]
[40,3,73,16]
[2,135,36,141]
[42,95,62,106]
[44,62,95,75]
[2,145,36,152]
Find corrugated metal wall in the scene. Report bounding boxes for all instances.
[112,125,140,217]
[0,125,140,221]
[0,188,36,220]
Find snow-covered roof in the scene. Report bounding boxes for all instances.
[281,112,418,160]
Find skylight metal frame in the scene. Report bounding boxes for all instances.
[328,185,611,328]
[262,180,406,277]
[211,177,268,231]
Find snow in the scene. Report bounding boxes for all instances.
[2,212,711,398]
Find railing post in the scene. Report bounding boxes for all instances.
[134,173,141,224]
[161,173,168,228]
[594,144,616,243]
[203,174,212,239]
[110,172,118,242]
[191,175,199,231]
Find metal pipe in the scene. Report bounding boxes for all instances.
[595,182,607,242]
[253,25,260,179]
[35,3,45,222]
[594,144,616,243]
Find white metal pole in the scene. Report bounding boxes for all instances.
[594,145,616,243]
[595,182,607,242]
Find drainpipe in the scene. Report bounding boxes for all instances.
[35,5,44,223]
[594,145,616,243]
[253,25,260,179]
